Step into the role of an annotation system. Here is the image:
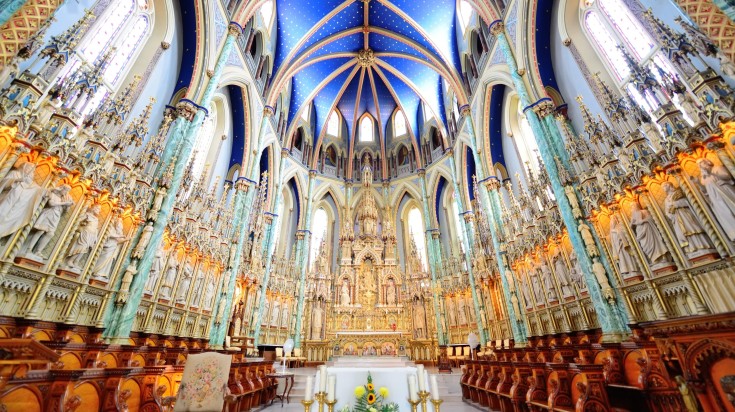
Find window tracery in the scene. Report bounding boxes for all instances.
[407,207,428,271]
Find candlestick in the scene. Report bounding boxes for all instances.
[301,399,314,412]
[315,391,326,412]
[327,375,336,402]
[430,398,443,412]
[418,390,430,412]
[326,399,337,412]
[430,374,440,400]
[408,398,421,412]
[305,376,314,401]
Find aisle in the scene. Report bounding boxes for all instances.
[259,365,482,412]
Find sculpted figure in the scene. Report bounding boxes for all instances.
[159,250,179,299]
[662,182,714,257]
[386,280,397,305]
[520,273,533,307]
[569,252,587,292]
[340,278,350,306]
[148,186,167,219]
[174,260,194,303]
[458,297,468,324]
[64,204,102,269]
[552,249,574,298]
[540,261,558,301]
[0,162,44,239]
[24,184,73,258]
[115,265,136,304]
[132,223,153,259]
[531,271,544,304]
[577,220,598,257]
[311,304,323,339]
[413,300,426,338]
[203,278,215,310]
[630,203,670,265]
[609,214,641,278]
[144,247,165,294]
[91,215,129,280]
[698,158,735,241]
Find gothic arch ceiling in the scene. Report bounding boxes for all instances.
[268,0,465,162]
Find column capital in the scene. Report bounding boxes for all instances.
[417,168,426,178]
[281,148,291,158]
[489,21,505,36]
[175,99,199,122]
[308,169,317,178]
[459,105,471,117]
[444,147,454,157]
[234,177,254,191]
[263,106,275,117]
[532,100,556,118]
[483,177,501,191]
[228,22,243,37]
[462,211,475,223]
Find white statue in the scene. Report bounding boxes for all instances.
[340,278,350,306]
[511,293,522,318]
[413,300,426,338]
[552,249,574,298]
[577,220,598,257]
[159,251,179,299]
[447,299,457,325]
[115,265,136,304]
[458,297,468,324]
[132,223,153,259]
[698,158,735,241]
[531,272,544,303]
[144,247,165,294]
[592,258,614,302]
[175,260,194,303]
[0,162,44,239]
[717,51,735,77]
[386,281,396,305]
[91,216,128,281]
[64,203,102,269]
[270,301,280,325]
[203,278,216,310]
[148,186,167,219]
[663,182,714,257]
[630,203,670,265]
[609,214,641,278]
[568,252,587,292]
[311,304,323,339]
[23,184,73,258]
[189,269,205,306]
[281,305,289,327]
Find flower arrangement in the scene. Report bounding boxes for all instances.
[340,372,399,412]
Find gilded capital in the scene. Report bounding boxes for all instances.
[357,48,375,68]
[485,179,501,191]
[263,106,275,117]
[532,101,555,118]
[490,22,505,36]
[281,148,290,158]
[228,23,243,37]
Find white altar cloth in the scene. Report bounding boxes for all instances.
[313,364,429,412]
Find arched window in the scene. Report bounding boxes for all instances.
[190,111,217,183]
[104,15,150,85]
[301,104,310,121]
[259,0,275,33]
[359,116,374,143]
[515,106,541,176]
[272,199,285,249]
[458,0,474,33]
[451,199,465,254]
[309,208,328,268]
[394,110,407,137]
[327,110,339,136]
[80,0,135,62]
[407,207,428,271]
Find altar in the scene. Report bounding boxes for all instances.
[313,358,429,412]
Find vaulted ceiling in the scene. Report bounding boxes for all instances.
[268,0,466,155]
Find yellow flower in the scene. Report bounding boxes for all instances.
[354,386,366,398]
[367,383,375,391]
[367,393,377,404]
[379,387,389,398]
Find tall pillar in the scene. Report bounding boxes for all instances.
[459,105,528,344]
[446,148,489,344]
[418,170,447,345]
[104,23,242,341]
[0,0,62,67]
[292,170,316,348]
[252,149,289,346]
[490,21,627,339]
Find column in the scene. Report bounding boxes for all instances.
[490,21,628,340]
[446,148,489,344]
[418,170,447,346]
[0,0,61,66]
[104,23,242,341]
[459,105,528,344]
[252,148,289,346]
[293,170,316,348]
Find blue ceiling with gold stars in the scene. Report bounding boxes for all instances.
[272,0,462,149]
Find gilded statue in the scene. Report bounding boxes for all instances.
[609,214,641,279]
[64,203,102,270]
[698,158,735,241]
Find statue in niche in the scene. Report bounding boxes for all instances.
[609,214,641,279]
[458,297,468,324]
[662,182,715,257]
[520,272,533,307]
[281,304,289,327]
[116,264,136,304]
[697,158,735,241]
[175,259,194,303]
[360,260,377,305]
[552,249,574,298]
[577,220,598,257]
[630,203,671,265]
[540,260,558,301]
[386,278,397,305]
[203,278,216,310]
[190,268,205,306]
[0,162,44,239]
[23,184,73,259]
[340,278,351,306]
[133,223,153,259]
[413,299,426,338]
[569,252,587,292]
[311,303,323,339]
[361,153,373,183]
[91,215,129,281]
[341,315,350,329]
[675,376,700,412]
[159,250,179,299]
[531,271,544,304]
[145,247,165,294]
[270,301,280,326]
[148,186,167,220]
[64,203,102,269]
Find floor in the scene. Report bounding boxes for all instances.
[258,365,483,412]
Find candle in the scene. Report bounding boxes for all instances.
[319,365,327,392]
[327,375,336,402]
[305,376,314,401]
[416,365,425,391]
[408,374,418,402]
[430,375,440,400]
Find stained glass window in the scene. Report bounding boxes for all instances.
[516,107,540,176]
[80,0,135,62]
[191,112,217,182]
[359,116,373,142]
[104,15,149,85]
[452,199,465,254]
[407,207,428,271]
[394,110,407,137]
[458,0,474,33]
[260,0,275,33]
[584,11,631,80]
[310,208,328,268]
[327,110,339,136]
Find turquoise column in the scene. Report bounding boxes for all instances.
[491,21,627,339]
[418,170,446,346]
[446,148,488,345]
[460,106,528,344]
[0,0,27,27]
[292,171,316,348]
[252,149,289,346]
[713,0,735,22]
[209,178,250,346]
[104,23,242,341]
